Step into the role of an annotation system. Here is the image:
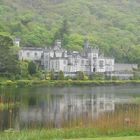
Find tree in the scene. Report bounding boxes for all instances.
[76,71,85,80]
[50,70,55,80]
[28,61,37,75]
[53,19,69,46]
[58,70,64,80]
[20,61,29,77]
[0,32,20,75]
[65,33,84,51]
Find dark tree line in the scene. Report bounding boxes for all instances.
[0,33,20,76]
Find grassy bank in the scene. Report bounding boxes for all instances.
[0,79,140,87]
[66,136,140,140]
[1,128,140,140]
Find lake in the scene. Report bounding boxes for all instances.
[0,85,140,130]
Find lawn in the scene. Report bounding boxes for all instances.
[65,136,140,140]
[1,129,140,140]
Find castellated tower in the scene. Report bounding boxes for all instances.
[84,40,99,73]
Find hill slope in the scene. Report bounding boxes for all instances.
[0,0,140,63]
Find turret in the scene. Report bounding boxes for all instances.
[13,38,20,47]
[84,39,89,49]
[55,40,61,48]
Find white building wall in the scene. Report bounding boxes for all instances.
[59,59,68,72]
[19,42,116,74]
[87,52,99,73]
[105,58,115,72]
[19,49,43,61]
[42,52,50,71]
[50,59,68,72]
[97,58,105,72]
[80,58,89,72]
[55,51,63,57]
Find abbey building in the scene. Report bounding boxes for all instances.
[19,40,115,76]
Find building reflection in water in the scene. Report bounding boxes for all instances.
[19,93,115,128]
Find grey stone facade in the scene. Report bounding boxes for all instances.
[40,40,115,75]
[18,40,138,77]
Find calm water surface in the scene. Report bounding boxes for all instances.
[0,85,140,130]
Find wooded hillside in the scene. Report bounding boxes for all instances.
[0,0,140,63]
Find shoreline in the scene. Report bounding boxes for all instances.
[0,79,140,87]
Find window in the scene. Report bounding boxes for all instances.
[45,61,48,64]
[64,60,66,65]
[75,60,78,64]
[34,52,38,57]
[27,52,30,57]
[64,66,67,72]
[55,61,59,69]
[81,60,84,65]
[99,60,104,69]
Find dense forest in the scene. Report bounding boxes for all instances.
[0,0,140,63]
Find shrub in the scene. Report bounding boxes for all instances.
[58,71,65,80]
[16,80,32,87]
[76,71,85,80]
[28,61,37,75]
[15,74,22,80]
[50,70,55,80]
[5,80,15,86]
[92,73,104,80]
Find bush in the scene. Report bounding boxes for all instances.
[28,61,37,75]
[58,71,65,80]
[112,76,118,80]
[50,71,55,80]
[76,71,85,80]
[16,80,32,87]
[91,73,104,80]
[15,74,22,80]
[5,80,15,86]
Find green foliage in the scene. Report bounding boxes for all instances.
[0,129,140,140]
[0,33,20,75]
[1,79,140,87]
[0,0,139,63]
[53,19,70,46]
[28,61,37,75]
[65,33,84,51]
[50,70,55,80]
[132,72,140,80]
[16,80,32,87]
[76,71,85,80]
[58,70,64,80]
[20,61,29,77]
[90,73,104,80]
[38,72,45,80]
[112,76,119,80]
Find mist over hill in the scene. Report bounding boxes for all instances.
[0,0,140,63]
